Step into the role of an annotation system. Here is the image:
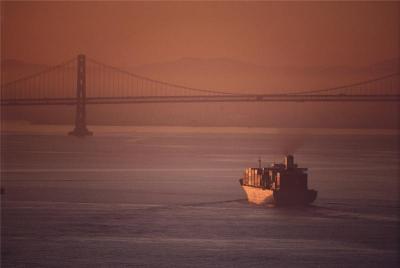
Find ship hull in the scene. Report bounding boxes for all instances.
[273,189,317,206]
[241,185,274,205]
[241,184,317,206]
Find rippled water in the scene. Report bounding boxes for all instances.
[1,126,399,267]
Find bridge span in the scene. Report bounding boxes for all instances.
[1,55,399,136]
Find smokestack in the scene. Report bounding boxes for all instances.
[285,155,294,169]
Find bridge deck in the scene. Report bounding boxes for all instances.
[1,94,400,106]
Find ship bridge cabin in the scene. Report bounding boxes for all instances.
[242,155,308,191]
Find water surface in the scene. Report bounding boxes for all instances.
[1,126,399,267]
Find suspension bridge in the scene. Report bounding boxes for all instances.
[1,55,399,136]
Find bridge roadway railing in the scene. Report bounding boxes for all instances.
[1,93,400,106]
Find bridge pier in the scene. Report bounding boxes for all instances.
[69,54,93,137]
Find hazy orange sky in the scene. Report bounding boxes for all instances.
[2,1,399,68]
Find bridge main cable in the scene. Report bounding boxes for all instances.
[1,57,77,88]
[286,72,400,95]
[86,57,234,96]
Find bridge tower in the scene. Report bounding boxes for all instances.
[69,54,93,137]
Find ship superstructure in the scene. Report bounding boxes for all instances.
[239,155,317,205]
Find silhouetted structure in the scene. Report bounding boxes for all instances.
[239,155,317,205]
[1,55,399,136]
[68,55,92,137]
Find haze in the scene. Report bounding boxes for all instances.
[2,1,399,67]
[2,2,400,267]
[1,1,399,128]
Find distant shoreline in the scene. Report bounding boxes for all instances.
[1,123,399,136]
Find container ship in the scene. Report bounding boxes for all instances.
[239,155,317,206]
